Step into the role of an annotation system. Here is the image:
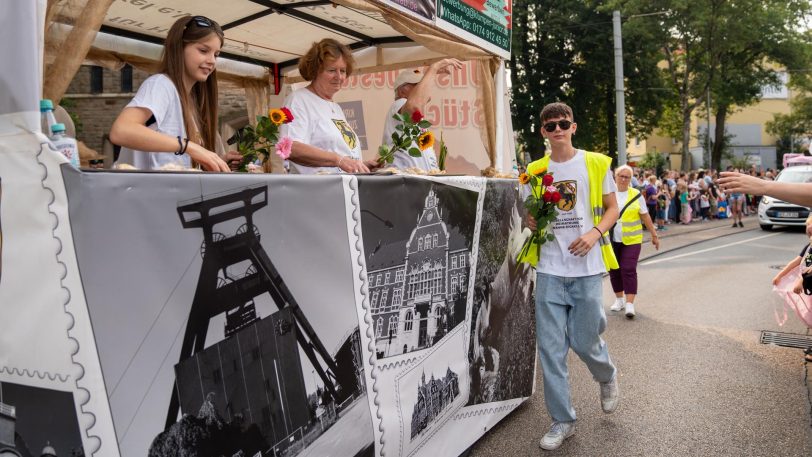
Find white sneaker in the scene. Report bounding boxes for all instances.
[625,302,636,319]
[600,377,620,413]
[539,421,576,450]
[609,298,625,312]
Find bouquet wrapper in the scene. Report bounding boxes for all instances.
[517,230,540,266]
[772,266,812,328]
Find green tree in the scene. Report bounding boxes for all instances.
[638,149,667,175]
[612,0,723,171]
[704,0,811,171]
[509,0,666,162]
[768,65,812,151]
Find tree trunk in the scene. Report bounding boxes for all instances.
[607,85,617,165]
[681,107,692,171]
[711,103,729,172]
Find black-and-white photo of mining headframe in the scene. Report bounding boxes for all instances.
[153,184,370,457]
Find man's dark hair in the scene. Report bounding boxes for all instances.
[540,102,574,122]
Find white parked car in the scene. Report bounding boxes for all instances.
[758,165,812,230]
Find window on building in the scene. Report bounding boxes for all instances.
[433,233,438,247]
[460,274,466,291]
[460,254,465,268]
[121,64,133,93]
[376,317,383,337]
[418,238,423,251]
[385,272,391,284]
[405,311,413,331]
[377,274,383,286]
[452,256,457,269]
[425,234,432,248]
[90,65,103,93]
[396,269,404,282]
[381,289,388,306]
[393,288,402,306]
[372,290,379,307]
[389,316,398,335]
[451,275,458,293]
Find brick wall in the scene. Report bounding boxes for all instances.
[64,65,248,154]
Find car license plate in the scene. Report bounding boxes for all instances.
[778,211,799,218]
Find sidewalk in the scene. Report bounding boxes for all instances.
[638,213,762,260]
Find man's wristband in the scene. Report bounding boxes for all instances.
[592,226,603,236]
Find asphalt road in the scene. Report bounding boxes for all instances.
[470,225,812,456]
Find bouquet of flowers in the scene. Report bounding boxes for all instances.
[378,109,434,164]
[516,164,561,265]
[228,107,294,171]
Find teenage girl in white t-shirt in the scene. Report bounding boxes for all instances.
[110,16,230,172]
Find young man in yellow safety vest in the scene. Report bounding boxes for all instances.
[525,102,621,451]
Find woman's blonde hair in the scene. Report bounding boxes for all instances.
[298,39,355,81]
[614,164,633,177]
[160,16,224,152]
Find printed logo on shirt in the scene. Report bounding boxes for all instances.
[332,119,358,150]
[554,180,577,211]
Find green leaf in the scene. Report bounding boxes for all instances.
[418,120,431,129]
[408,147,422,157]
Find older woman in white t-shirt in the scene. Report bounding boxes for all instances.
[608,165,660,318]
[110,16,230,172]
[280,39,379,174]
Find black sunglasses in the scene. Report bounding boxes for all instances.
[187,16,222,32]
[542,120,573,132]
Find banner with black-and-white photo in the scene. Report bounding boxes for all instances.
[0,141,536,456]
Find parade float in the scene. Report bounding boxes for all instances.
[0,1,536,456]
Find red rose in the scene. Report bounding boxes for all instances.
[281,107,294,123]
[542,174,554,186]
[551,192,562,203]
[411,110,424,123]
[543,192,553,203]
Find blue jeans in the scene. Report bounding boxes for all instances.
[535,272,617,422]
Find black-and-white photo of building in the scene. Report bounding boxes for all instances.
[0,382,84,457]
[409,367,460,440]
[361,182,476,359]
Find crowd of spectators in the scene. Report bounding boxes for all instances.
[626,166,776,229]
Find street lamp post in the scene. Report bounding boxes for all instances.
[613,10,627,166]
[612,11,668,166]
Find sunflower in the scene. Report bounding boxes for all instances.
[417,131,435,151]
[268,108,287,126]
[518,173,530,184]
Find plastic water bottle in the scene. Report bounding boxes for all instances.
[50,123,80,168]
[40,99,58,136]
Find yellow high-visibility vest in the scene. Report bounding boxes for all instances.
[618,188,644,245]
[525,151,619,271]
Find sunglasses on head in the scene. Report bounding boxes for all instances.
[542,120,573,132]
[187,15,221,32]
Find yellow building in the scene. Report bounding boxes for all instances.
[627,72,792,171]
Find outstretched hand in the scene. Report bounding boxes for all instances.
[717,172,768,196]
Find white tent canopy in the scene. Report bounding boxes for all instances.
[35,0,514,171]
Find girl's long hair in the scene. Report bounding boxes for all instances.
[160,16,224,151]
